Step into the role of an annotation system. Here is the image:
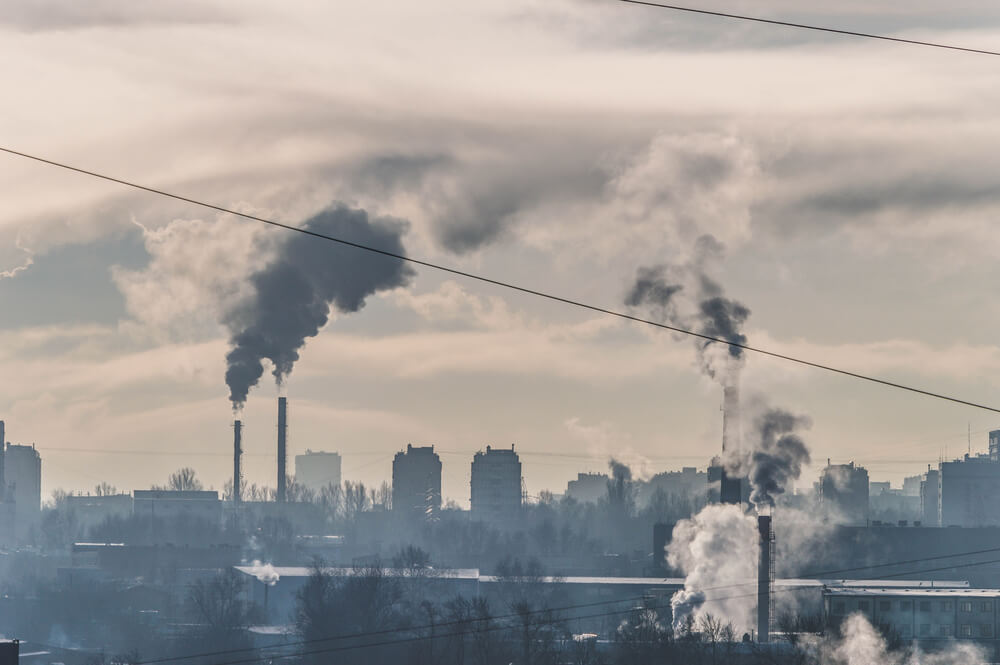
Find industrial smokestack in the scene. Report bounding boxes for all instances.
[277,397,287,503]
[757,514,773,643]
[233,420,242,505]
[0,420,5,496]
[720,375,742,504]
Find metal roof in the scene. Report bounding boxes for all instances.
[825,587,1000,597]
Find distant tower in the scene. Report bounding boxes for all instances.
[720,380,742,505]
[277,397,287,503]
[0,420,5,496]
[5,443,41,538]
[233,420,242,504]
[470,445,522,524]
[392,444,442,519]
[757,514,774,643]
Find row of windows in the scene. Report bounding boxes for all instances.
[914,624,993,638]
[832,600,994,615]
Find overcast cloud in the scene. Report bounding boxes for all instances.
[2,0,999,502]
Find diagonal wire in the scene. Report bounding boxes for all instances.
[616,0,1000,57]
[1,146,998,414]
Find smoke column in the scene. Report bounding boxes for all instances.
[727,409,811,509]
[624,235,750,382]
[224,204,414,408]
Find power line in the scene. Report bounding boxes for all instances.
[616,1,1000,57]
[140,543,1000,665]
[2,146,998,415]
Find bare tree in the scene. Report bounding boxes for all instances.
[167,467,203,491]
[187,569,261,656]
[94,482,118,497]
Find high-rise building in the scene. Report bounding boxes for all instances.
[391,444,441,518]
[295,450,342,492]
[5,443,41,538]
[820,461,869,526]
[565,472,608,504]
[939,453,1000,527]
[920,467,940,527]
[990,429,1000,461]
[470,445,522,524]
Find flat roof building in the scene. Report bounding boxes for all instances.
[820,461,869,526]
[295,450,342,492]
[391,444,441,519]
[940,453,1000,527]
[470,445,522,525]
[825,587,1000,651]
[5,443,41,539]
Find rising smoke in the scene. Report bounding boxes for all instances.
[630,237,821,632]
[727,409,811,509]
[624,234,750,381]
[224,204,414,408]
[667,504,757,632]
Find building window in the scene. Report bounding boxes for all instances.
[961,602,973,613]
[920,624,930,636]
[981,601,992,613]
[940,625,953,637]
[980,624,993,638]
[942,601,953,611]
[880,601,891,612]
[960,624,973,637]
[900,601,912,611]
[919,602,931,612]
[859,601,870,612]
[833,601,846,615]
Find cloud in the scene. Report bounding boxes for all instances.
[0,0,237,31]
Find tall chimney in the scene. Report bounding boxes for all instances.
[757,514,773,643]
[277,397,287,502]
[720,379,742,504]
[233,420,242,504]
[0,420,5,497]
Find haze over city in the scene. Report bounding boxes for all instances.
[3,1,1000,664]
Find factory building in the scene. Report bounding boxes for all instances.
[133,490,222,526]
[67,493,133,535]
[825,587,1000,649]
[295,450,342,492]
[391,444,441,519]
[471,445,522,524]
[820,461,869,526]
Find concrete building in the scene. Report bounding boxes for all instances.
[990,429,1000,461]
[940,453,1000,527]
[640,467,707,507]
[67,493,134,535]
[903,474,923,497]
[295,450,342,492]
[391,444,441,518]
[825,587,1000,655]
[133,490,222,525]
[921,467,941,527]
[565,473,608,504]
[471,445,522,524]
[820,461,869,526]
[5,443,41,537]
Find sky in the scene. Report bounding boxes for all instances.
[2,0,1000,506]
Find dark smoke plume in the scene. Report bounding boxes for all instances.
[225,204,414,407]
[624,236,750,378]
[728,409,811,508]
